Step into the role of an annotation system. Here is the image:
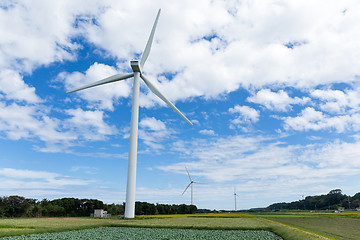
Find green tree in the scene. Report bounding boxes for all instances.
[2,196,33,217]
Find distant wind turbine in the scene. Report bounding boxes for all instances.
[182,167,204,205]
[234,187,239,211]
[67,9,193,218]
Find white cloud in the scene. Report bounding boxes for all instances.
[0,70,41,103]
[0,101,117,152]
[283,107,360,132]
[138,117,175,150]
[0,102,74,142]
[64,108,116,141]
[139,117,166,131]
[199,129,216,136]
[132,0,360,104]
[61,62,132,111]
[70,166,98,174]
[311,88,360,114]
[52,0,360,109]
[0,168,94,189]
[1,0,360,106]
[229,105,259,123]
[0,1,121,152]
[1,0,360,208]
[229,105,259,130]
[299,140,360,168]
[0,168,57,180]
[0,167,104,201]
[157,135,360,207]
[0,0,102,72]
[247,89,310,111]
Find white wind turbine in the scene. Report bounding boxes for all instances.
[67,9,193,218]
[182,167,203,205]
[234,187,239,211]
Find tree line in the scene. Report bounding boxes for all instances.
[0,196,197,218]
[135,202,197,215]
[267,189,360,211]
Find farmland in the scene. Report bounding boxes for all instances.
[257,211,360,240]
[0,212,359,239]
[0,227,281,240]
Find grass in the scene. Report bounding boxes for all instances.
[253,211,360,218]
[5,211,360,239]
[249,211,360,240]
[265,216,360,240]
[137,213,254,218]
[1,212,357,239]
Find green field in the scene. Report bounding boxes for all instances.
[1,212,359,239]
[0,227,281,240]
[255,211,360,240]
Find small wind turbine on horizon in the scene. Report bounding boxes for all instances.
[182,167,204,206]
[67,8,193,218]
[234,187,239,211]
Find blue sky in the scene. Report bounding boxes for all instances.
[1,0,360,210]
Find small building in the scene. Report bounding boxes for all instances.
[92,209,111,218]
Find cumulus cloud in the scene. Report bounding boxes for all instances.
[138,117,175,150]
[283,107,360,132]
[0,101,117,152]
[47,0,359,108]
[247,89,310,111]
[0,70,41,103]
[64,108,116,141]
[311,88,360,114]
[0,0,103,72]
[229,105,259,130]
[1,0,360,106]
[0,102,73,142]
[139,117,166,131]
[2,0,359,134]
[61,62,132,111]
[137,0,360,103]
[199,129,216,136]
[1,0,360,208]
[0,1,121,152]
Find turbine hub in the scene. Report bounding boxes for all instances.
[130,60,142,73]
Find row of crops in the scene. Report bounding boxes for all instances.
[1,227,282,239]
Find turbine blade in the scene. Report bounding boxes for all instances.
[140,8,161,68]
[140,74,193,125]
[182,182,192,195]
[66,73,134,94]
[193,182,206,184]
[185,167,192,181]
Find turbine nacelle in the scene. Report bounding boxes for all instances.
[130,60,142,73]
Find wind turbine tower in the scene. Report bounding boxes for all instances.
[67,9,193,218]
[234,187,239,211]
[182,167,203,205]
